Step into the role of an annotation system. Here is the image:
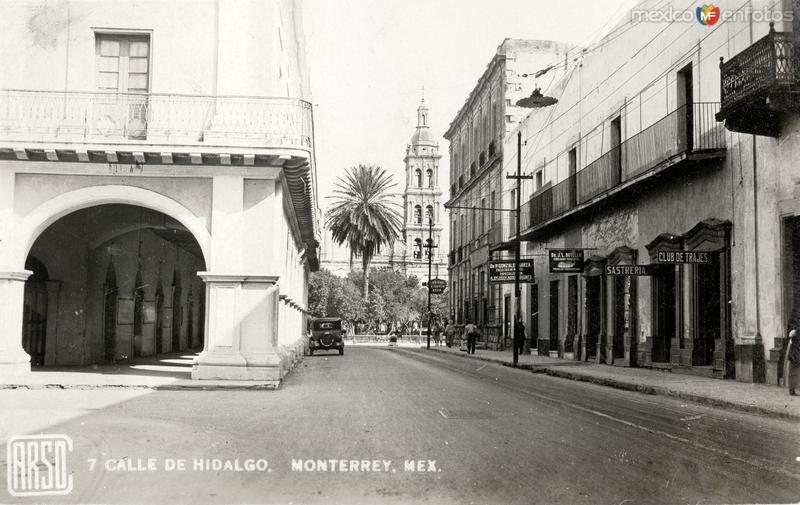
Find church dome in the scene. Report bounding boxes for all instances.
[410,98,436,146]
[411,126,435,145]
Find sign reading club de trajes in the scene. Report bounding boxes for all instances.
[655,250,716,264]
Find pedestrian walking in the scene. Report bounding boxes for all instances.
[464,322,478,355]
[788,327,800,396]
[444,320,456,348]
[514,319,526,356]
[433,321,442,346]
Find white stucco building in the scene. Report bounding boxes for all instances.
[0,0,320,385]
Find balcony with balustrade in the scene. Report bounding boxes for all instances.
[0,90,314,164]
[518,102,726,240]
[717,23,800,137]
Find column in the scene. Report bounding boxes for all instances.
[192,274,282,381]
[0,272,33,375]
[191,175,286,382]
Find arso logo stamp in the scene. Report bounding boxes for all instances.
[6,434,73,497]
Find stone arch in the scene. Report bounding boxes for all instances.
[14,185,211,269]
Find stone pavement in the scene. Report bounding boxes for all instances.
[425,344,800,421]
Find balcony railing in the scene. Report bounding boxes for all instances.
[718,24,799,136]
[720,26,796,113]
[0,89,314,149]
[525,102,724,231]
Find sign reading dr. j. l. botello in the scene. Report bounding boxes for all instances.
[655,250,716,264]
[489,260,534,284]
[548,249,584,273]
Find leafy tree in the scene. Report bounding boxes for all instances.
[308,269,365,321]
[326,164,402,300]
[308,269,340,317]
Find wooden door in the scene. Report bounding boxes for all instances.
[23,282,48,366]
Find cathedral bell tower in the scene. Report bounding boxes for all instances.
[399,97,444,278]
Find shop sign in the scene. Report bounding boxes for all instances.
[427,278,447,294]
[548,249,584,273]
[489,260,534,284]
[655,250,715,264]
[605,264,656,276]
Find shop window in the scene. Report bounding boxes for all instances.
[171,270,181,353]
[549,280,560,351]
[155,281,164,354]
[586,275,602,359]
[530,283,539,349]
[133,269,145,354]
[612,276,627,360]
[103,261,118,361]
[567,276,578,353]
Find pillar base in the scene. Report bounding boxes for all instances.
[192,349,284,382]
[0,271,33,378]
[0,348,32,376]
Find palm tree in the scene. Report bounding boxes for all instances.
[326,164,402,300]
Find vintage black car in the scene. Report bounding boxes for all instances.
[309,317,344,355]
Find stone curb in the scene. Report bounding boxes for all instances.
[425,347,800,422]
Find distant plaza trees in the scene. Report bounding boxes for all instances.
[308,267,448,334]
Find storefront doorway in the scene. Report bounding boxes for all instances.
[694,259,721,366]
[653,264,677,363]
[586,276,601,360]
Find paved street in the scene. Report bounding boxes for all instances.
[2,346,799,504]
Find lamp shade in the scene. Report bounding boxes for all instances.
[515,88,558,108]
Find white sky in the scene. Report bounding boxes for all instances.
[303,0,640,247]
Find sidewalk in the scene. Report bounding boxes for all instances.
[0,352,278,390]
[426,345,800,421]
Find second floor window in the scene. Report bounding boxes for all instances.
[96,34,150,94]
[96,33,150,139]
[414,205,422,224]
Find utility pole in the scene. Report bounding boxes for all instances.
[507,131,533,367]
[424,217,437,350]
